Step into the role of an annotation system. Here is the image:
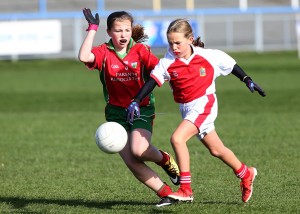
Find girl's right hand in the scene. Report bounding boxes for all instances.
[83,8,100,26]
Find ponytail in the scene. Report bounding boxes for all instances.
[132,24,149,43]
[193,36,204,48]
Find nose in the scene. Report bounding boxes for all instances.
[170,44,177,51]
[119,31,126,38]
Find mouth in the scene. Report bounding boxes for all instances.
[174,52,180,56]
[120,39,127,45]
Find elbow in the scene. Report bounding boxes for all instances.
[78,55,83,62]
[78,54,88,63]
[78,51,94,63]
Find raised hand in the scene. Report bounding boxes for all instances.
[83,8,99,31]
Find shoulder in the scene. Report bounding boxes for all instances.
[194,47,233,61]
[155,49,176,68]
[195,47,228,56]
[163,48,176,61]
[132,43,151,52]
[131,43,159,62]
[92,43,108,53]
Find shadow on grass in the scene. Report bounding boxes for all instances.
[0,196,153,210]
[202,200,240,205]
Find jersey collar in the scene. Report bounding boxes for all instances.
[106,38,136,54]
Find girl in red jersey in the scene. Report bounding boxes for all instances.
[127,18,266,203]
[78,9,180,207]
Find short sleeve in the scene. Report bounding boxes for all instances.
[150,58,171,87]
[211,49,236,76]
[84,45,106,70]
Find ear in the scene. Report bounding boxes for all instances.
[107,29,111,37]
[188,36,194,44]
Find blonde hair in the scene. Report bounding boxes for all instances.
[167,18,204,48]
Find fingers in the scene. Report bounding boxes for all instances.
[95,13,99,22]
[254,83,266,97]
[255,86,266,97]
[126,110,134,124]
[259,91,266,97]
[83,8,91,21]
[247,80,266,97]
[248,83,255,93]
[126,102,140,124]
[83,8,98,24]
[126,111,131,124]
[130,112,135,124]
[126,110,140,124]
[83,8,90,15]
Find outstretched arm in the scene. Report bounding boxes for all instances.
[78,8,100,63]
[231,64,266,97]
[133,77,157,103]
[127,78,158,124]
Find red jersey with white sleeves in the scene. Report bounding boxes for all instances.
[150,45,236,103]
[85,39,159,108]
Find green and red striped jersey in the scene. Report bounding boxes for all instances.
[85,39,159,108]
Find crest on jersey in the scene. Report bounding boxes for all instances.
[199,67,206,76]
[171,71,178,78]
[131,62,138,68]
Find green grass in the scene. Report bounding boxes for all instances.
[0,51,299,213]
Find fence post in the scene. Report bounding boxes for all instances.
[186,0,194,11]
[153,0,161,11]
[291,0,299,9]
[97,0,105,11]
[74,18,82,59]
[39,0,47,14]
[255,13,263,52]
[239,0,248,11]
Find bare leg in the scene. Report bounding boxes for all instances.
[118,129,165,192]
[201,130,242,171]
[170,120,199,172]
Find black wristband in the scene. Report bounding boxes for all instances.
[243,76,252,83]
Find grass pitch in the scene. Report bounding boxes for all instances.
[0,51,299,213]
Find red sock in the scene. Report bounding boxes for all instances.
[156,150,169,166]
[157,184,172,198]
[180,172,191,190]
[234,163,250,179]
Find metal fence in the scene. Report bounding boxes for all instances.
[0,2,299,60]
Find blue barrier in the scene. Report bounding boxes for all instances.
[0,6,299,20]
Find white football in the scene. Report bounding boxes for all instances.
[95,122,128,154]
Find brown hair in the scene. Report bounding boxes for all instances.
[107,11,148,43]
[167,18,204,48]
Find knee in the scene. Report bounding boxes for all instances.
[209,148,222,157]
[208,146,228,158]
[131,142,153,160]
[131,147,143,159]
[170,134,183,148]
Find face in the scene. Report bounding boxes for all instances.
[167,32,193,59]
[107,20,132,53]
